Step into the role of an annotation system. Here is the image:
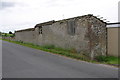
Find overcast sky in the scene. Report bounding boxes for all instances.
[0,0,119,33]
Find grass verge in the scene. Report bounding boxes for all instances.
[2,39,119,67]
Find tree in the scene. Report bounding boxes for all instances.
[9,31,13,34]
[0,32,1,36]
[4,33,7,37]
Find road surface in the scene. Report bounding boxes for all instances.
[2,40,118,78]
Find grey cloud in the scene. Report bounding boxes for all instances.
[0,2,16,9]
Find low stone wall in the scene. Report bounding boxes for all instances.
[15,30,37,44]
[2,37,16,41]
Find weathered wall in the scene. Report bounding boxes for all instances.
[107,27,120,57]
[35,15,107,58]
[15,30,37,44]
[38,18,89,52]
[15,15,107,58]
[85,16,107,58]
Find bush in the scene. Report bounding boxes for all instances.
[10,33,15,37]
[70,48,77,54]
[19,40,23,43]
[42,45,55,49]
[95,56,108,62]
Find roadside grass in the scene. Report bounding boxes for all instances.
[1,33,14,37]
[6,34,14,37]
[2,39,119,67]
[105,56,119,65]
[95,56,119,65]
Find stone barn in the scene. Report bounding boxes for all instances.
[15,14,107,58]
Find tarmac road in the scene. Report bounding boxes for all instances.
[2,40,118,78]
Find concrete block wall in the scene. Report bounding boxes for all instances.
[107,27,120,57]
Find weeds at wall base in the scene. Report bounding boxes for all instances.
[2,39,119,67]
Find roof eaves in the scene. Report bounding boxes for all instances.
[107,22,120,25]
[15,28,35,32]
[35,20,55,28]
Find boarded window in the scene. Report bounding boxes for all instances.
[39,26,42,34]
[67,19,76,35]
